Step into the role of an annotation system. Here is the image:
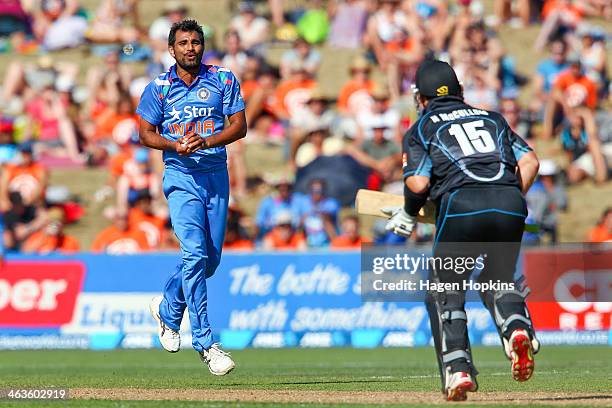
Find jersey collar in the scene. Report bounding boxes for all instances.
[169,64,210,82]
[425,96,465,112]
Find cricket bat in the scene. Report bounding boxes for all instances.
[356,189,436,224]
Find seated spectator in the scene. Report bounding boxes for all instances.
[2,191,47,250]
[128,190,165,249]
[298,179,340,247]
[501,98,534,140]
[463,66,500,110]
[534,0,584,51]
[331,214,365,248]
[20,80,82,162]
[116,147,161,213]
[221,29,249,80]
[91,211,149,254]
[533,39,569,112]
[22,207,79,253]
[587,208,612,242]
[293,124,344,169]
[576,25,606,90]
[229,1,269,55]
[25,0,88,51]
[255,177,303,238]
[337,56,375,117]
[347,121,401,190]
[0,0,30,38]
[86,0,141,44]
[524,160,567,243]
[224,201,254,250]
[327,0,369,49]
[0,142,48,210]
[561,114,609,184]
[357,85,401,142]
[273,61,317,123]
[544,57,598,139]
[243,64,279,141]
[279,37,321,80]
[262,211,306,250]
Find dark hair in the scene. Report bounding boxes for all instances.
[168,19,204,46]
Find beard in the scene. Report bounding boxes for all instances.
[176,53,203,71]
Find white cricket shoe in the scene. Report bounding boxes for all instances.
[445,371,477,401]
[199,343,235,376]
[149,296,180,353]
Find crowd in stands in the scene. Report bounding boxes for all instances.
[0,0,609,254]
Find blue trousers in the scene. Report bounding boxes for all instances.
[158,167,229,352]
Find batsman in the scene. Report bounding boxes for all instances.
[383,59,541,401]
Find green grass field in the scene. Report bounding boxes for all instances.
[0,346,611,407]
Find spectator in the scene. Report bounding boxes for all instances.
[501,98,534,140]
[262,211,306,250]
[86,0,141,44]
[91,211,149,254]
[224,201,254,250]
[279,37,321,80]
[229,1,269,54]
[494,0,531,28]
[576,25,606,90]
[0,142,48,210]
[534,0,584,51]
[298,179,340,248]
[544,57,598,139]
[290,88,336,132]
[293,124,345,169]
[273,60,317,123]
[561,113,609,184]
[337,56,375,117]
[2,191,47,250]
[86,50,132,119]
[331,214,365,248]
[128,190,165,249]
[243,64,279,141]
[357,85,401,142]
[221,29,249,81]
[587,208,612,242]
[26,0,88,51]
[0,0,30,38]
[255,177,302,238]
[116,147,161,213]
[524,160,567,243]
[533,38,569,111]
[327,0,369,49]
[22,207,79,253]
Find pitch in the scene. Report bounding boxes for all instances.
[1,346,611,407]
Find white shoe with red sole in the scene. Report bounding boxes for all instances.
[445,371,477,401]
[508,329,535,382]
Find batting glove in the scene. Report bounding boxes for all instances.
[381,206,416,238]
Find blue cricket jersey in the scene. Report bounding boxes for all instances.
[136,64,245,172]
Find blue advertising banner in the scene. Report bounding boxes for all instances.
[0,251,609,350]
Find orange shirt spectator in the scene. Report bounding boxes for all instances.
[337,79,375,116]
[274,75,317,120]
[542,0,584,20]
[587,209,612,242]
[129,207,165,248]
[263,228,306,250]
[224,239,255,250]
[331,235,364,249]
[1,143,48,208]
[554,69,597,109]
[91,214,150,254]
[23,231,80,253]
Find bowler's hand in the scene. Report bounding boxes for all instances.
[381,206,416,238]
[176,131,205,155]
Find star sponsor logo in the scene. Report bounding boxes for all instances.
[169,106,181,120]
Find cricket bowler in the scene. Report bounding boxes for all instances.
[382,59,541,401]
[137,19,246,375]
